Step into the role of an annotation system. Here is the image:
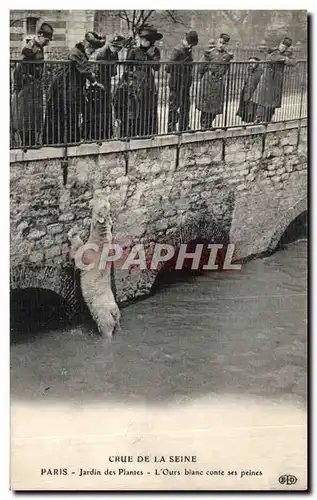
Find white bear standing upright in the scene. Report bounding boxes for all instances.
[68,192,120,337]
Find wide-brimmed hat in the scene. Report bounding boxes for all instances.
[138,25,163,42]
[111,34,127,49]
[38,22,53,41]
[85,31,106,49]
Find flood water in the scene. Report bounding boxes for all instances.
[10,239,307,407]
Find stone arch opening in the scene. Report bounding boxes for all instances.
[10,287,68,343]
[268,197,308,253]
[150,214,230,294]
[10,265,81,328]
[276,210,307,248]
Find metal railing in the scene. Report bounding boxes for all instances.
[10,45,308,61]
[10,59,307,149]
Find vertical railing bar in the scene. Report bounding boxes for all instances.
[63,60,67,148]
[223,62,231,129]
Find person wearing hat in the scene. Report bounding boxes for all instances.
[236,57,263,123]
[251,36,296,123]
[197,33,233,130]
[43,32,106,145]
[123,25,163,137]
[166,30,199,132]
[11,22,54,146]
[85,34,127,140]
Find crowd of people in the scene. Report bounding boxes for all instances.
[10,22,297,147]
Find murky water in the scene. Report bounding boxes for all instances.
[10,240,307,406]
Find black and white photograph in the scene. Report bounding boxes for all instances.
[9,8,307,491]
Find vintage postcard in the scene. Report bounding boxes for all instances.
[9,9,307,491]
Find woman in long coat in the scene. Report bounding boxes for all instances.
[236,57,263,123]
[197,34,233,129]
[125,26,162,137]
[251,37,296,123]
[11,23,53,147]
[43,32,105,145]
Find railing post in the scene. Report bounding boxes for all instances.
[223,62,231,130]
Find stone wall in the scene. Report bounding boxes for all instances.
[10,121,307,305]
[10,10,94,57]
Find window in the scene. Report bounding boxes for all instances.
[26,17,38,35]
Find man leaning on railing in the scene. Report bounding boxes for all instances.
[42,32,105,145]
[86,34,127,141]
[11,22,53,147]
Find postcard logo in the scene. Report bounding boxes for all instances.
[71,241,242,273]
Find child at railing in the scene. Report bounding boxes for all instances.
[113,70,140,138]
[236,57,262,123]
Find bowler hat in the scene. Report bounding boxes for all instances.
[186,30,199,46]
[38,22,53,41]
[85,31,106,49]
[138,25,163,42]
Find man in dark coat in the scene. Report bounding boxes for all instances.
[251,37,296,123]
[124,26,162,137]
[11,22,53,147]
[166,30,198,132]
[236,57,263,123]
[85,34,127,141]
[197,33,233,129]
[43,32,105,145]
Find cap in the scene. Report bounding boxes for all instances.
[85,31,106,49]
[281,37,292,48]
[38,22,53,41]
[219,33,230,43]
[186,30,199,46]
[111,34,127,49]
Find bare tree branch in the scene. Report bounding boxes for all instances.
[164,10,191,28]
[222,10,248,25]
[132,10,136,31]
[124,10,131,30]
[135,10,144,31]
[142,9,155,26]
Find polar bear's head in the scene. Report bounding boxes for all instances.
[89,193,112,226]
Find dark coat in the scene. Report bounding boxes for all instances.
[251,48,296,108]
[113,71,140,137]
[236,64,263,122]
[11,38,45,145]
[165,43,194,90]
[197,48,233,114]
[124,45,161,136]
[85,44,119,140]
[44,42,96,144]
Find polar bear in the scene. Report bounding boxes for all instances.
[68,193,120,338]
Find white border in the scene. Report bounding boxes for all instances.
[2,4,314,499]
